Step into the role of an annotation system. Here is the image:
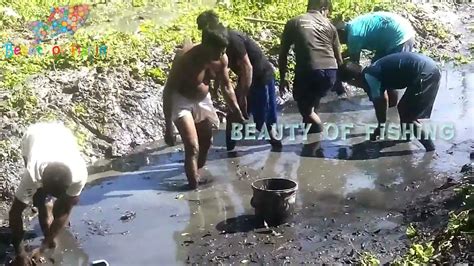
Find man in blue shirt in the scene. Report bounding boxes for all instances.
[339,52,441,152]
[336,11,416,63]
[334,12,416,97]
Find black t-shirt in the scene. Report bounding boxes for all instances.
[226,30,274,87]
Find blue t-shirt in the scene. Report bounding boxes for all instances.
[347,12,415,61]
[363,52,439,101]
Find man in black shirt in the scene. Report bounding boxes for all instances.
[339,52,441,152]
[197,10,282,151]
[279,0,342,135]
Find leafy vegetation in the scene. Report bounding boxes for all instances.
[358,252,380,266]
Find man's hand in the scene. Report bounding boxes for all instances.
[11,252,32,266]
[232,108,246,124]
[164,122,176,146]
[31,248,47,265]
[238,94,249,120]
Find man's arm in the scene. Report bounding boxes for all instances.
[236,54,253,98]
[278,21,293,92]
[235,54,253,118]
[373,91,388,126]
[332,26,343,66]
[42,195,79,248]
[218,54,244,121]
[347,36,361,63]
[9,198,29,256]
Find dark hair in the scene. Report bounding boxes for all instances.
[197,10,220,30]
[202,23,229,49]
[42,162,72,192]
[338,61,363,81]
[307,0,332,12]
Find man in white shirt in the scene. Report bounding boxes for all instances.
[9,121,88,265]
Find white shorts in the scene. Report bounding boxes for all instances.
[171,91,219,129]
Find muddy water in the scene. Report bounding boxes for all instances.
[21,64,473,265]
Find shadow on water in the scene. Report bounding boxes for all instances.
[297,140,423,160]
[215,215,258,233]
[281,94,373,114]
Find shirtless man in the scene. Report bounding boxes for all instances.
[163,24,244,189]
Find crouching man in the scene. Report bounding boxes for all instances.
[339,52,441,152]
[9,121,87,265]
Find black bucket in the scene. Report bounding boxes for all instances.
[250,178,298,227]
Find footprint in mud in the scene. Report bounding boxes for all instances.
[160,177,215,192]
[83,220,111,236]
[120,211,136,222]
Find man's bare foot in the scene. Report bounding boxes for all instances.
[197,177,210,185]
[187,177,210,190]
[188,178,198,190]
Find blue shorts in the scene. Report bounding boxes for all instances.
[248,78,278,131]
[293,69,337,116]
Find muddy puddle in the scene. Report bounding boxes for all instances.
[16,63,472,265]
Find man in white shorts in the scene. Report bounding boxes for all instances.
[9,121,88,265]
[163,24,244,189]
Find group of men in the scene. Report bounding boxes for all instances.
[8,0,442,264]
[163,0,440,189]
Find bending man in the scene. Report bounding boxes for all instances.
[339,52,441,152]
[9,121,88,265]
[336,11,416,63]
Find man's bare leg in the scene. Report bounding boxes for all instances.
[399,105,435,152]
[196,119,213,170]
[304,97,324,134]
[175,115,200,189]
[33,189,53,238]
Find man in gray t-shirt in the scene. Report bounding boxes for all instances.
[279,0,342,134]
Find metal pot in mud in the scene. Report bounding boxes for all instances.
[250,178,298,227]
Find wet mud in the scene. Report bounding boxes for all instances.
[3,62,470,265]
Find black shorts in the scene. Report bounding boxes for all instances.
[293,69,337,116]
[398,68,441,120]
